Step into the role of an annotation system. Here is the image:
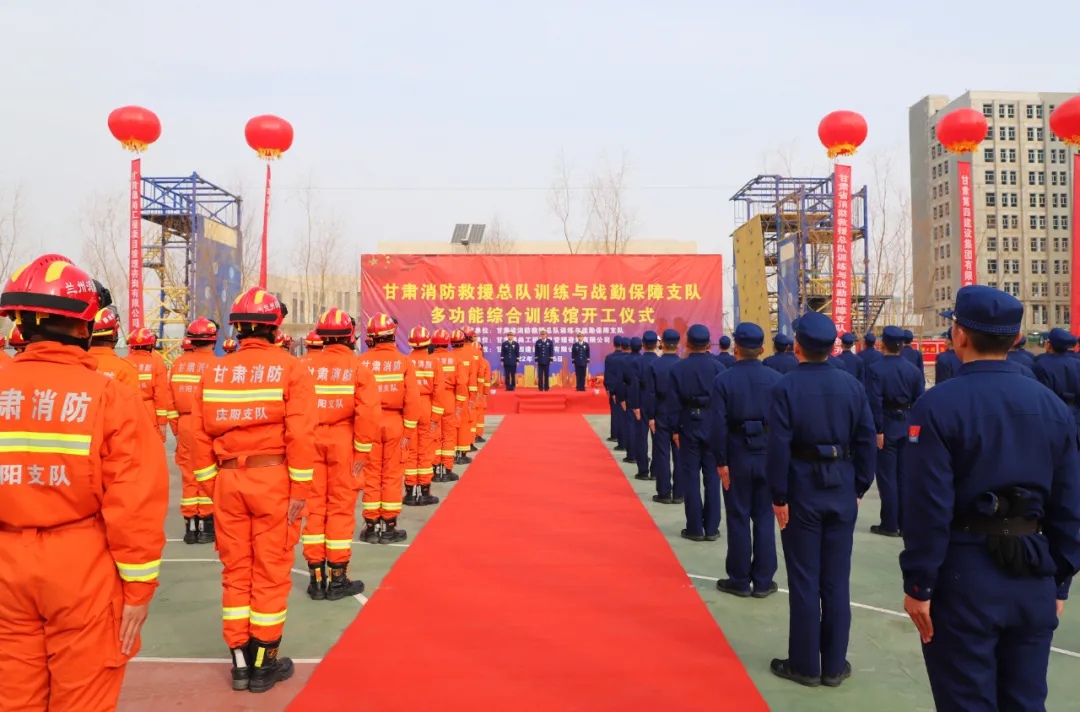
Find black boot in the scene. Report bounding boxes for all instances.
[379,518,408,544]
[230,640,253,691]
[360,519,381,544]
[443,466,460,482]
[417,484,439,505]
[248,638,295,694]
[197,514,216,544]
[306,561,326,601]
[403,484,420,506]
[432,464,446,483]
[476,435,486,443]
[183,516,198,545]
[326,562,366,601]
[469,443,478,452]
[458,452,473,465]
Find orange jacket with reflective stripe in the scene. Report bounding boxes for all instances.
[476,348,491,396]
[89,346,141,394]
[125,348,175,425]
[432,348,467,407]
[406,349,448,421]
[170,349,219,415]
[190,339,318,500]
[357,342,421,430]
[0,343,168,605]
[303,344,380,465]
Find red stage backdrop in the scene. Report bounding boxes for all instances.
[360,254,723,387]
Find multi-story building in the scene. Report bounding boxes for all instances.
[909,91,1075,333]
[266,272,359,338]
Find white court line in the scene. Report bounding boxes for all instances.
[165,538,409,548]
[132,657,323,664]
[686,573,1080,659]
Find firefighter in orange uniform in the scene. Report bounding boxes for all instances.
[451,329,478,466]
[473,340,491,444]
[301,308,379,600]
[430,328,464,483]
[223,338,238,354]
[404,326,445,506]
[125,327,177,440]
[356,314,420,543]
[303,330,323,354]
[171,318,221,545]
[275,331,293,354]
[0,254,168,710]
[9,325,28,355]
[89,305,141,392]
[181,337,194,352]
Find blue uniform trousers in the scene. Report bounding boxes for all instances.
[575,364,587,390]
[651,417,681,498]
[680,427,720,536]
[617,400,630,450]
[608,394,619,440]
[503,364,517,390]
[875,435,907,532]
[780,504,855,678]
[722,456,777,591]
[633,415,650,475]
[921,544,1058,712]
[537,363,550,390]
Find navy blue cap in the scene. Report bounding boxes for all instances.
[661,328,680,344]
[791,317,802,332]
[612,335,620,345]
[795,312,837,352]
[774,333,793,347]
[840,332,855,346]
[903,329,914,343]
[953,285,1023,336]
[616,335,627,348]
[718,335,731,349]
[733,322,764,349]
[1018,334,1027,346]
[882,325,906,346]
[687,324,710,347]
[629,336,643,351]
[944,327,953,340]
[940,308,955,320]
[1048,328,1076,351]
[642,330,658,345]
[864,332,876,343]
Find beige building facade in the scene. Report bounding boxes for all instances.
[375,238,699,255]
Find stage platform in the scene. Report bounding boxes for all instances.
[485,388,609,415]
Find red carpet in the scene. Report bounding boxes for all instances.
[485,389,609,414]
[289,415,767,712]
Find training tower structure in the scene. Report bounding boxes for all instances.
[729,174,888,338]
[140,173,244,363]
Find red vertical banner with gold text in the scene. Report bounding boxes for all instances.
[1071,153,1080,336]
[831,164,852,354]
[957,159,977,287]
[128,157,143,331]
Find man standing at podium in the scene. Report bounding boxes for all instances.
[501,331,520,391]
[572,332,590,391]
[535,329,554,391]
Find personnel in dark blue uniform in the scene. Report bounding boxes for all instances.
[603,335,622,443]
[1008,334,1036,368]
[500,331,520,391]
[671,324,726,541]
[858,332,883,372]
[634,331,660,479]
[763,334,798,374]
[645,329,683,504]
[1033,328,1080,430]
[534,329,554,391]
[613,337,633,455]
[572,332,590,391]
[624,336,650,475]
[711,322,781,598]
[837,332,865,383]
[901,329,925,376]
[765,311,876,687]
[935,328,962,385]
[716,335,737,368]
[866,325,925,537]
[901,285,1080,711]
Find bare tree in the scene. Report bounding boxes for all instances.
[227,177,263,288]
[477,213,518,254]
[586,150,638,254]
[79,192,130,321]
[291,175,345,325]
[0,183,26,282]
[865,151,917,329]
[548,149,592,254]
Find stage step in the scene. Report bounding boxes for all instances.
[518,400,568,414]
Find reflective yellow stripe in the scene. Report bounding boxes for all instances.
[196,497,213,505]
[456,395,467,402]
[315,385,355,395]
[354,441,373,453]
[432,406,445,415]
[289,467,314,483]
[373,373,404,383]
[404,468,419,476]
[361,501,381,510]
[203,388,284,403]
[194,464,218,482]
[415,370,435,377]
[0,432,93,456]
[325,539,352,551]
[441,366,455,372]
[167,411,179,419]
[180,497,199,506]
[383,502,403,512]
[301,534,325,545]
[462,360,471,366]
[403,419,418,429]
[222,606,250,621]
[155,409,168,416]
[116,559,161,583]
[468,386,478,392]
[249,609,287,627]
[171,374,201,383]
[138,374,152,381]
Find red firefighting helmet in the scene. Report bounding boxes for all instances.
[128,326,156,348]
[315,307,354,338]
[8,326,27,348]
[181,337,194,352]
[463,326,476,341]
[186,317,219,343]
[0,254,103,322]
[0,333,6,349]
[303,330,322,348]
[274,331,293,348]
[92,306,121,338]
[367,313,396,338]
[450,329,466,345]
[408,326,431,348]
[229,287,286,327]
[431,328,451,347]
[222,338,238,353]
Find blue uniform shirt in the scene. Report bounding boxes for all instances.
[644,352,681,423]
[934,349,962,385]
[901,344,925,374]
[534,338,553,365]
[1008,348,1036,368]
[763,351,798,375]
[867,355,925,437]
[501,339,520,365]
[858,345,884,371]
[1032,352,1080,428]
[671,352,725,433]
[571,340,590,366]
[838,350,865,383]
[716,351,737,369]
[711,359,783,466]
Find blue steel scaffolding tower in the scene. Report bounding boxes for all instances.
[140,173,244,362]
[729,173,889,337]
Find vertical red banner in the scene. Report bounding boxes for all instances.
[832,164,852,354]
[957,159,977,287]
[259,163,271,288]
[1072,153,1080,336]
[128,157,143,331]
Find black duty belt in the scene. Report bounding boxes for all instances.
[682,397,711,408]
[952,515,1040,536]
[729,420,767,434]
[883,401,910,411]
[792,446,849,462]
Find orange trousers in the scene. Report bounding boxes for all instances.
[476,396,487,437]
[216,462,298,648]
[362,415,415,522]
[176,414,212,518]
[438,399,460,468]
[141,399,165,443]
[456,398,476,453]
[303,422,361,565]
[0,518,132,711]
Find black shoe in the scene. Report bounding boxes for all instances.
[607,437,618,443]
[770,658,821,687]
[248,639,295,694]
[470,444,478,452]
[197,514,216,544]
[183,517,199,545]
[443,469,460,482]
[652,494,674,504]
[432,465,446,483]
[752,582,779,599]
[403,485,420,507]
[672,497,685,504]
[621,456,636,464]
[821,661,852,687]
[614,446,626,452]
[306,561,326,601]
[476,436,486,443]
[680,529,705,542]
[379,520,408,544]
[635,473,651,480]
[326,562,365,601]
[230,641,252,691]
[870,525,902,538]
[716,579,752,598]
[360,520,381,544]
[417,484,440,506]
[704,532,720,542]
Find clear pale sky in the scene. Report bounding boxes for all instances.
[1,0,1078,284]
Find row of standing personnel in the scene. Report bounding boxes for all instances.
[497,330,592,391]
[602,290,1080,710]
[0,252,497,709]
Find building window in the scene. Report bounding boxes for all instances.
[1009,170,1018,185]
[998,104,1006,118]
[1038,149,1045,162]
[985,148,995,162]
[987,214,997,228]
[999,126,1007,142]
[986,192,997,207]
[985,170,995,184]
[983,103,994,117]
[988,236,998,251]
[1038,171,1045,185]
[1028,127,1036,142]
[1065,216,1071,230]
[1008,126,1016,140]
[1040,215,1047,229]
[1000,148,1008,162]
[1037,127,1044,140]
[1054,215,1061,230]
[1008,104,1015,118]
[988,259,999,274]
[1027,105,1035,119]
[1064,193,1070,209]
[1030,194,1038,208]
[1028,171,1037,186]
[1009,149,1017,162]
